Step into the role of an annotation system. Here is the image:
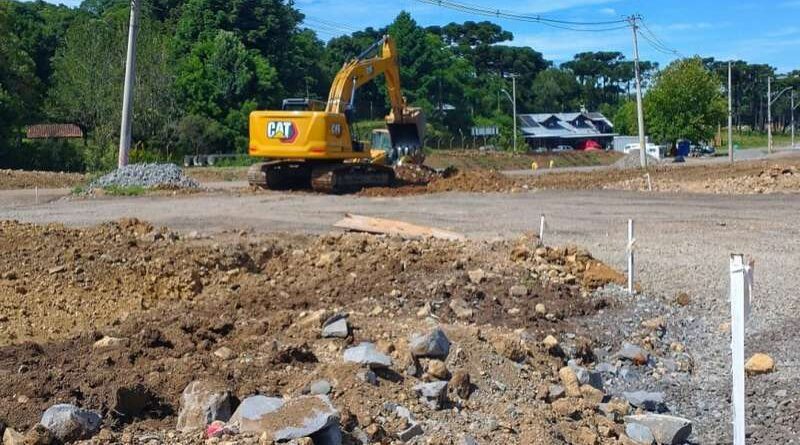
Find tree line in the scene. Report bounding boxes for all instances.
[0,0,796,172]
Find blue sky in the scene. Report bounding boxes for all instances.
[44,0,800,72]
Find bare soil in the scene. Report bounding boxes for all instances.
[0,169,85,190]
[0,219,626,443]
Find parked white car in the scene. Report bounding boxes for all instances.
[623,142,662,159]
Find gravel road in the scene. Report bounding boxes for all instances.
[1,188,798,442]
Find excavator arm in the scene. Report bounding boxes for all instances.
[326,35,424,158]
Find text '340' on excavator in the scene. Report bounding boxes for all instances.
[247,35,425,193]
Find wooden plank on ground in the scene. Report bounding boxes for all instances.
[334,213,465,241]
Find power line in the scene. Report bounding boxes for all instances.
[638,19,683,57]
[415,0,630,32]
[303,16,359,33]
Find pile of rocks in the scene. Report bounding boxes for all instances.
[88,163,199,191]
[613,151,661,170]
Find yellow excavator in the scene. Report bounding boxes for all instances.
[247,35,425,193]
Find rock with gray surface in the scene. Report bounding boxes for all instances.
[40,404,102,442]
[343,342,392,368]
[176,380,233,431]
[623,391,667,413]
[625,414,692,444]
[321,318,349,338]
[414,381,449,410]
[409,328,451,359]
[229,394,341,443]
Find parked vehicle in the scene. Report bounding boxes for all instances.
[553,145,574,152]
[689,144,715,157]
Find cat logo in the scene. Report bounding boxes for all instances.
[267,121,298,143]
[330,123,342,137]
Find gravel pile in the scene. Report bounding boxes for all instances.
[89,163,199,190]
[614,150,661,169]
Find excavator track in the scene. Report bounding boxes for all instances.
[310,163,395,194]
[247,161,311,190]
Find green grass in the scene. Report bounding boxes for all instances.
[718,131,793,151]
[102,185,147,196]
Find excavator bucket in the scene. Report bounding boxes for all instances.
[386,106,425,163]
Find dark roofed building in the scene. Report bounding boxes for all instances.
[25,124,84,139]
[518,111,615,150]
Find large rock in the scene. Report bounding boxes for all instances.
[625,422,655,444]
[624,414,692,444]
[745,353,775,375]
[623,391,667,413]
[229,395,341,444]
[40,404,102,442]
[409,328,451,359]
[558,367,581,398]
[321,318,349,339]
[343,342,392,368]
[176,380,233,432]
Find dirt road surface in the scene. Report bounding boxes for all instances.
[1,188,798,442]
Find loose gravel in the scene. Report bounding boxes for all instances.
[89,163,199,190]
[614,151,662,169]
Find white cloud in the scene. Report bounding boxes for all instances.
[599,7,617,15]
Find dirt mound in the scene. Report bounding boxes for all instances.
[605,164,800,194]
[0,169,85,190]
[361,168,530,196]
[0,220,625,442]
[613,151,661,169]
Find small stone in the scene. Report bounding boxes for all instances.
[176,380,233,432]
[551,398,581,419]
[674,292,690,306]
[3,428,23,445]
[93,336,129,349]
[48,265,66,275]
[40,404,102,442]
[397,423,423,441]
[508,285,527,297]
[548,385,565,402]
[491,336,526,362]
[357,370,378,385]
[580,384,605,405]
[309,380,332,395]
[558,367,581,398]
[343,342,392,368]
[623,391,667,413]
[426,360,449,380]
[22,424,55,445]
[618,343,649,365]
[449,298,474,319]
[461,435,479,445]
[535,303,546,315]
[625,414,692,445]
[413,381,448,410]
[316,252,340,267]
[213,347,236,360]
[641,317,665,331]
[449,370,472,399]
[321,318,349,339]
[745,353,775,375]
[467,269,485,284]
[542,335,559,350]
[409,328,451,359]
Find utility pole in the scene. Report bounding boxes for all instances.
[629,15,647,168]
[767,76,772,154]
[792,90,796,149]
[118,0,141,168]
[728,61,733,164]
[511,73,517,153]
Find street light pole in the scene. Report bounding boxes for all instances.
[792,90,796,149]
[512,74,517,153]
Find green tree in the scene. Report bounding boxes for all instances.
[613,100,637,135]
[645,57,726,144]
[0,1,39,153]
[531,68,580,112]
